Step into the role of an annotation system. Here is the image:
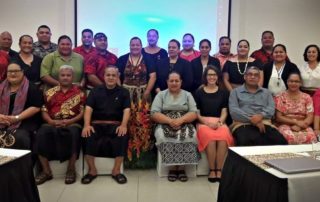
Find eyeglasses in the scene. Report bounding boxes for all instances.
[7,69,22,74]
[207,73,217,77]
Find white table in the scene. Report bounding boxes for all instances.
[218,144,320,202]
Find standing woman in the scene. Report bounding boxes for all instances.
[223,39,262,92]
[191,39,221,92]
[179,33,201,62]
[299,44,320,96]
[142,29,168,62]
[12,35,42,87]
[194,65,233,182]
[116,37,156,168]
[263,44,300,96]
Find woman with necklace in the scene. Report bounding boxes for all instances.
[274,72,316,144]
[299,44,320,96]
[194,65,233,183]
[12,35,42,87]
[263,44,300,96]
[142,29,168,63]
[116,37,156,168]
[191,39,221,92]
[223,39,262,92]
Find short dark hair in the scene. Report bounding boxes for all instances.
[130,36,142,45]
[303,44,320,62]
[19,35,33,44]
[169,39,180,49]
[94,32,107,40]
[183,33,195,42]
[219,36,231,44]
[147,29,159,36]
[287,72,302,83]
[82,29,93,36]
[167,71,182,81]
[272,44,287,53]
[7,61,23,71]
[202,65,221,86]
[37,25,51,32]
[58,35,72,44]
[261,30,274,38]
[245,66,260,74]
[199,39,211,49]
[237,39,250,48]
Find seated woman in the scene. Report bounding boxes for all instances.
[194,65,233,183]
[179,33,201,62]
[223,39,262,92]
[263,44,300,96]
[0,62,42,149]
[12,35,42,87]
[151,72,199,182]
[274,72,317,144]
[299,44,320,96]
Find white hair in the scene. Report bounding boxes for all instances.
[59,65,74,72]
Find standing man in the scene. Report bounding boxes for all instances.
[84,32,117,89]
[213,36,234,68]
[0,31,18,58]
[73,29,96,60]
[33,25,58,58]
[251,31,275,65]
[82,66,130,184]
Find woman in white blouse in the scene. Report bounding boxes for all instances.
[299,44,320,96]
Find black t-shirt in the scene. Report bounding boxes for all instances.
[194,87,229,117]
[223,60,262,84]
[86,85,131,121]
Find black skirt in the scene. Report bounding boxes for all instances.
[84,124,129,158]
[36,124,81,162]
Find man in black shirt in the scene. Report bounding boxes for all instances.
[82,66,130,184]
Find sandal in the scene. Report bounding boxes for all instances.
[65,169,76,184]
[167,170,178,182]
[112,173,127,184]
[81,174,97,184]
[177,170,188,182]
[35,172,53,185]
[216,168,222,182]
[208,169,218,183]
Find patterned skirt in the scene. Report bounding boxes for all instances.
[278,124,317,144]
[155,111,200,165]
[123,84,155,168]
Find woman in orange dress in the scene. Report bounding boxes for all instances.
[194,65,233,183]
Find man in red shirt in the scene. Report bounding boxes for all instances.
[73,29,96,60]
[84,33,117,89]
[250,31,275,65]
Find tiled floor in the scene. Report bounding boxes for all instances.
[38,169,219,202]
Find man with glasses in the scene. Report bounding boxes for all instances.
[228,66,287,146]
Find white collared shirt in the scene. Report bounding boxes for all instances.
[299,62,320,89]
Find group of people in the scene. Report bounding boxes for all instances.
[0,26,320,185]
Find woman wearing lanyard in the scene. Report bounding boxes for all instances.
[263,44,300,96]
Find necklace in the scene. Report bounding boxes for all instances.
[237,57,249,75]
[129,54,142,67]
[275,63,285,86]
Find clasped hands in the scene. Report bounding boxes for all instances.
[0,114,19,126]
[291,119,309,132]
[250,114,265,133]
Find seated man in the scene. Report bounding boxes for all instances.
[35,65,85,185]
[229,66,288,146]
[82,66,130,184]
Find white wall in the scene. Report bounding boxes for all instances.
[0,0,74,51]
[1,0,319,66]
[230,0,320,65]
